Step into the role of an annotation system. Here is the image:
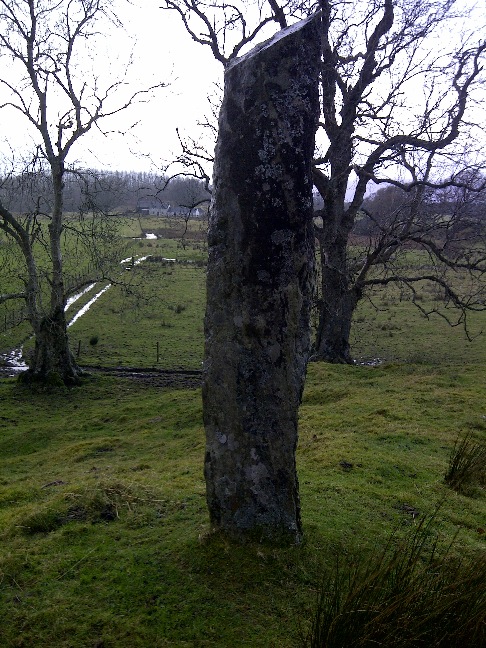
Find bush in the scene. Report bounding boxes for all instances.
[304,514,486,648]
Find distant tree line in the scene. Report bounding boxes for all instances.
[355,180,486,240]
[0,169,211,216]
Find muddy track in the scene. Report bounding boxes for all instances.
[80,365,203,389]
[0,364,202,389]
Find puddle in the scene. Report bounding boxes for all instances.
[356,358,385,367]
[68,285,112,328]
[66,283,97,310]
[0,347,28,374]
[133,233,157,240]
[121,255,151,269]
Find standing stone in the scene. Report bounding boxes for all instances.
[203,14,321,542]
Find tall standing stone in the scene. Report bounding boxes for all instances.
[203,14,321,542]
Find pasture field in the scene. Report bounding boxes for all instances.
[0,216,485,646]
[2,213,484,367]
[0,363,485,647]
[0,215,207,366]
[350,284,486,366]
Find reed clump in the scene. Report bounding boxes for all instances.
[444,432,486,494]
[306,514,486,647]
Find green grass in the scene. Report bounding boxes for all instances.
[350,277,486,365]
[66,261,206,369]
[1,224,485,646]
[0,359,485,647]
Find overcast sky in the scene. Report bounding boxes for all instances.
[0,0,223,175]
[78,1,223,173]
[1,0,485,180]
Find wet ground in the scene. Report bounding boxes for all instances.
[0,363,202,389]
[81,365,202,389]
[0,252,204,389]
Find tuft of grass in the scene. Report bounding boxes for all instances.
[445,432,486,495]
[13,481,163,535]
[305,512,486,648]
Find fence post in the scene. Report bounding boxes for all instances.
[156,341,159,364]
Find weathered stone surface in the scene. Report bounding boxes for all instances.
[203,14,321,542]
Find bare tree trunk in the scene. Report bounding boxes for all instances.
[26,307,80,383]
[312,240,359,364]
[22,164,81,384]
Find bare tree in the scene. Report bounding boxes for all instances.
[158,175,210,247]
[0,0,165,383]
[167,86,221,193]
[162,0,486,362]
[352,169,486,341]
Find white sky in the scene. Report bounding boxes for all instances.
[77,1,223,173]
[91,1,223,173]
[1,0,485,181]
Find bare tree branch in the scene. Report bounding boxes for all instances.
[0,0,167,382]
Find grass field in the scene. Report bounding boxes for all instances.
[2,214,484,368]
[0,216,485,646]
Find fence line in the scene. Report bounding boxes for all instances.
[1,307,28,333]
